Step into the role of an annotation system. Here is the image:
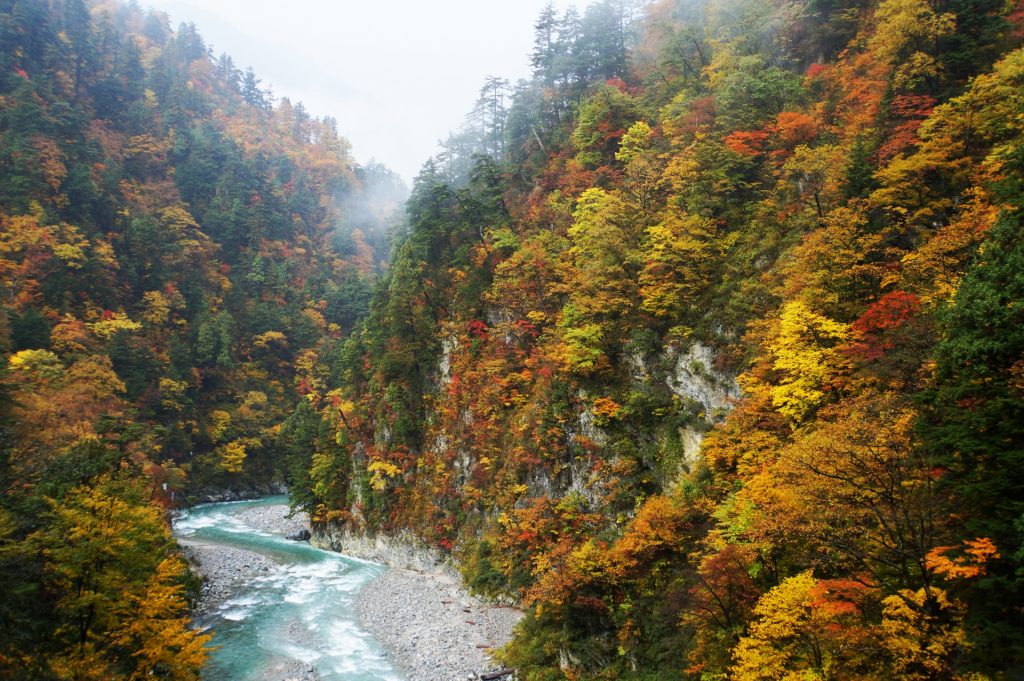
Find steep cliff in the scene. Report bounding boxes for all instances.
[287,0,1024,677]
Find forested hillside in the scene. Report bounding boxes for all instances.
[291,0,1024,678]
[0,1,398,675]
[4,0,1024,678]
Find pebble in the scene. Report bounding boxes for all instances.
[179,541,277,614]
[179,505,311,614]
[358,568,523,681]
[232,504,311,537]
[255,657,320,681]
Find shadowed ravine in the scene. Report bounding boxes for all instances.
[173,497,403,681]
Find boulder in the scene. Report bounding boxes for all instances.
[286,529,311,541]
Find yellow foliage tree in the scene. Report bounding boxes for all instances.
[140,290,172,326]
[733,572,876,680]
[769,301,849,423]
[217,439,250,473]
[880,588,967,680]
[34,479,208,679]
[368,459,402,491]
[732,572,821,680]
[209,409,232,442]
[639,210,718,318]
[5,353,125,449]
[111,557,211,680]
[88,312,142,339]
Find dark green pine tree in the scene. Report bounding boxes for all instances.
[580,0,629,82]
[923,201,1024,670]
[531,2,559,87]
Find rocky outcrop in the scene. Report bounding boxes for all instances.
[190,481,289,504]
[664,341,741,468]
[310,524,459,579]
[665,341,740,421]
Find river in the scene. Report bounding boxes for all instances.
[173,496,403,681]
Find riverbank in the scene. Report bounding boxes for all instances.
[179,503,312,612]
[234,502,311,537]
[179,501,522,680]
[179,540,278,613]
[358,566,523,681]
[179,503,323,681]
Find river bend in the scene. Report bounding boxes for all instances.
[174,496,403,681]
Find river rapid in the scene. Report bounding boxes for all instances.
[173,496,404,681]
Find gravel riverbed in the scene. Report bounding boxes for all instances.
[179,540,278,612]
[179,503,312,613]
[233,503,312,537]
[358,569,523,681]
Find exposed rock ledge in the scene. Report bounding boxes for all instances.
[311,524,459,579]
[189,481,289,504]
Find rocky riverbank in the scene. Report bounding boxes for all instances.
[178,503,322,681]
[312,523,456,576]
[179,503,312,613]
[233,502,311,537]
[358,568,523,681]
[180,501,522,680]
[179,540,278,613]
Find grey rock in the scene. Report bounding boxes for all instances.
[357,567,523,681]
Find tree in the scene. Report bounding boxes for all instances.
[34,477,209,678]
[111,557,210,679]
[531,2,560,86]
[768,301,849,423]
[571,84,638,168]
[638,209,718,320]
[554,188,637,375]
[922,208,1024,665]
[241,66,268,108]
[733,572,878,680]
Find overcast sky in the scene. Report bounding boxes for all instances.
[141,0,591,183]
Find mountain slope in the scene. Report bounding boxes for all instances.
[0,1,399,675]
[293,0,1024,678]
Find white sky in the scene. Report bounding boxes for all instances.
[142,0,590,183]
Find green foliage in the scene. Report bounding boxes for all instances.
[5,0,1024,677]
[922,208,1024,665]
[713,54,804,131]
[572,85,640,168]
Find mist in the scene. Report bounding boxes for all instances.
[140,0,596,182]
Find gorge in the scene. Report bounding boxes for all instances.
[1,0,1023,678]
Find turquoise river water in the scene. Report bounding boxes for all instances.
[173,496,403,680]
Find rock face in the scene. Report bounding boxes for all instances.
[666,341,740,420]
[190,481,289,504]
[310,525,458,579]
[665,341,740,466]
